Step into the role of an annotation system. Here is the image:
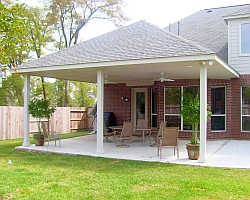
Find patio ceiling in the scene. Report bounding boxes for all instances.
[18,54,239,85]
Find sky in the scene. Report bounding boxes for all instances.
[19,0,250,41]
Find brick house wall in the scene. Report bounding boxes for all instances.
[104,83,131,125]
[104,77,250,140]
[233,75,250,139]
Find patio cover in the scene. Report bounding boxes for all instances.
[18,20,239,162]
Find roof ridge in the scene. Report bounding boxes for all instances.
[82,20,146,42]
[22,21,148,66]
[204,3,250,11]
[142,20,214,54]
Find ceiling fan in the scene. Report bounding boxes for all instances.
[159,73,174,82]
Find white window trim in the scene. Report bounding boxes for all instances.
[241,87,250,132]
[239,21,250,56]
[211,115,226,132]
[211,86,227,132]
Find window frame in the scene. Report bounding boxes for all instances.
[211,86,226,132]
[164,86,182,129]
[164,86,199,131]
[239,22,250,56]
[151,88,158,128]
[241,87,250,132]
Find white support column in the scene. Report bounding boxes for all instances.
[23,73,31,147]
[198,62,207,163]
[96,70,104,154]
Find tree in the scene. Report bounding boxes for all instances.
[26,6,54,99]
[30,76,55,103]
[53,79,74,107]
[0,2,30,71]
[0,2,29,105]
[0,74,24,106]
[47,0,128,106]
[0,1,33,93]
[72,82,96,107]
[48,0,128,47]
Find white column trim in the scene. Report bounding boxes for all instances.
[96,70,104,154]
[23,73,31,147]
[198,62,208,163]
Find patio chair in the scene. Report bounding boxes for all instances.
[157,127,179,159]
[150,121,167,145]
[103,123,115,142]
[137,118,148,128]
[133,118,148,138]
[114,121,132,146]
[41,121,61,148]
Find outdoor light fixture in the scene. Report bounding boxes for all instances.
[121,97,129,102]
[202,60,214,66]
[208,60,214,66]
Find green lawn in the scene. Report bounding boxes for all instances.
[0,132,250,200]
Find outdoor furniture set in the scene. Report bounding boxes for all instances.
[108,119,179,159]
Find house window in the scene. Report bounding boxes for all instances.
[241,23,250,54]
[211,87,226,131]
[242,87,250,131]
[164,86,198,130]
[183,86,199,130]
[165,87,181,128]
[151,88,157,127]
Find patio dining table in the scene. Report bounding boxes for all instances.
[109,125,156,144]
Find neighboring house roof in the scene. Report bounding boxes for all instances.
[20,20,213,69]
[165,4,250,63]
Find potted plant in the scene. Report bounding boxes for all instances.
[180,94,211,160]
[28,98,56,146]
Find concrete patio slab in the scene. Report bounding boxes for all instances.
[16,135,250,169]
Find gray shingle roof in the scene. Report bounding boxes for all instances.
[224,4,250,17]
[21,20,213,69]
[165,4,250,63]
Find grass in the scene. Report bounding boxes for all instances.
[0,132,250,200]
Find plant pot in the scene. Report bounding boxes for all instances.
[186,143,200,160]
[33,133,45,146]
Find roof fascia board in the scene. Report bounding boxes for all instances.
[214,55,239,78]
[224,14,250,20]
[18,54,216,73]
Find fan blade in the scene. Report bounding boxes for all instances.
[165,78,174,82]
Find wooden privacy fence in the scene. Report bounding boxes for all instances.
[0,106,94,140]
